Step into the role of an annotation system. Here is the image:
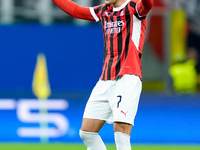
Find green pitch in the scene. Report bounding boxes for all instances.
[0,144,200,150]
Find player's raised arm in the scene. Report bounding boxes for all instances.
[52,0,95,21]
[136,0,153,16]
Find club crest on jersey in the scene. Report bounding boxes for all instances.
[105,11,110,16]
[120,10,124,16]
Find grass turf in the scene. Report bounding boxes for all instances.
[0,144,200,150]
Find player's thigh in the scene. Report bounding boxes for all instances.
[80,118,106,132]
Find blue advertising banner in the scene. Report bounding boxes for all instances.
[0,95,200,143]
[0,98,86,142]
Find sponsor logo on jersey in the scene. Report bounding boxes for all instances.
[104,20,125,34]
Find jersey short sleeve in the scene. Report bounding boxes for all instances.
[89,4,104,22]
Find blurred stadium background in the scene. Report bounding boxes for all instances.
[0,0,200,149]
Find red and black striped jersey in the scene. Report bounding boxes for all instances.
[90,0,147,80]
[52,0,152,80]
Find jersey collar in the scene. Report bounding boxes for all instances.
[113,0,130,12]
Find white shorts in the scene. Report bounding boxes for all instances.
[83,74,142,125]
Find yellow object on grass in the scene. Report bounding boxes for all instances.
[32,53,51,143]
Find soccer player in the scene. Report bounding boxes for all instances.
[52,0,152,149]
